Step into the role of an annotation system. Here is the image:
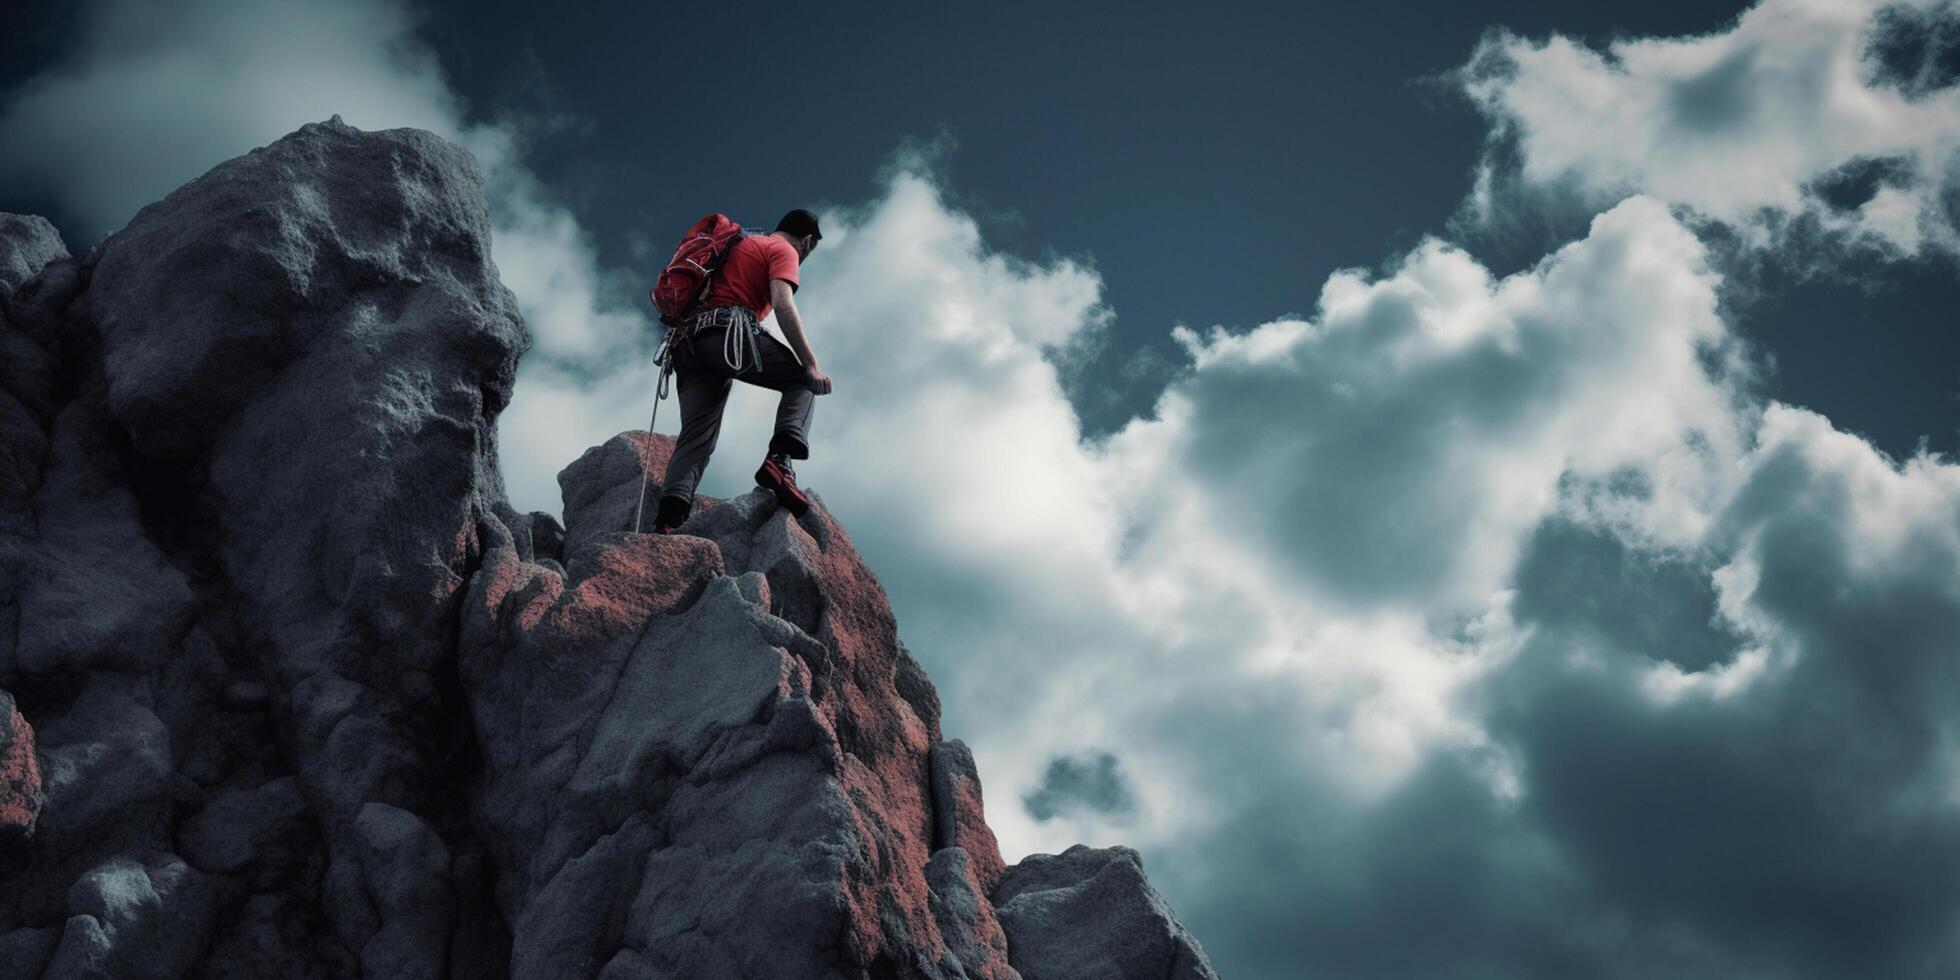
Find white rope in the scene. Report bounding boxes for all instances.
[630,337,675,534]
[720,308,761,374]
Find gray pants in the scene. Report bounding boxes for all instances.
[658,319,815,506]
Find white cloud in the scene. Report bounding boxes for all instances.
[1117,198,1746,616]
[0,0,458,240]
[1460,0,1960,260]
[732,146,1960,975]
[699,180,1760,867]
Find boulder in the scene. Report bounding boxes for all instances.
[0,213,66,297]
[43,852,219,980]
[993,845,1219,980]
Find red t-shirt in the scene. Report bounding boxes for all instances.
[701,234,800,321]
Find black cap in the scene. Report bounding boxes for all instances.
[775,208,822,241]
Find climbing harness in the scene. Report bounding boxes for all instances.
[702,305,764,375]
[630,305,764,533]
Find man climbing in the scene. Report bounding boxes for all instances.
[653,208,831,533]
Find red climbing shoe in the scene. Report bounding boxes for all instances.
[755,455,812,518]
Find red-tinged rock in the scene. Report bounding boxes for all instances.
[556,431,681,560]
[459,430,1214,978]
[0,689,43,842]
[468,541,566,639]
[932,739,1009,893]
[458,435,980,978]
[745,503,947,966]
[621,429,675,486]
[555,532,724,638]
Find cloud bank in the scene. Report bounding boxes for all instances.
[6,1,1960,977]
[716,164,1960,978]
[1459,0,1960,262]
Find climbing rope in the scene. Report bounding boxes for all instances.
[631,336,676,534]
[716,306,762,374]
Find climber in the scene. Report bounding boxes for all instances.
[652,209,831,534]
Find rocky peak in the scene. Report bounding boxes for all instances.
[0,118,1214,978]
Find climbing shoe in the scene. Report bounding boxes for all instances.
[755,454,811,518]
[652,495,690,535]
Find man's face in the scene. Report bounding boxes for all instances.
[796,235,818,262]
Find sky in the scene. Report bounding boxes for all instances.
[4,1,1960,977]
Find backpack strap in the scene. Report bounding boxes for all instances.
[674,227,753,325]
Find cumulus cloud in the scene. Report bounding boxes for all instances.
[769,162,1960,976]
[1474,407,1960,977]
[1126,198,1747,615]
[1458,0,1960,261]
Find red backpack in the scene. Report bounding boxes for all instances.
[649,213,750,327]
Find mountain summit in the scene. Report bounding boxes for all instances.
[0,118,1214,979]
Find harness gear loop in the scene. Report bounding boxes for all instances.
[687,304,763,373]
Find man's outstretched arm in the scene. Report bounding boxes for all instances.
[772,278,832,394]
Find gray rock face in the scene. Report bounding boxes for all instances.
[466,434,997,978]
[994,846,1219,980]
[0,214,66,298]
[0,118,1215,978]
[0,116,520,979]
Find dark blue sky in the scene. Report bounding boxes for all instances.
[7,0,1950,451]
[434,0,1960,449]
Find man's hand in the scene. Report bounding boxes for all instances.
[772,279,830,393]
